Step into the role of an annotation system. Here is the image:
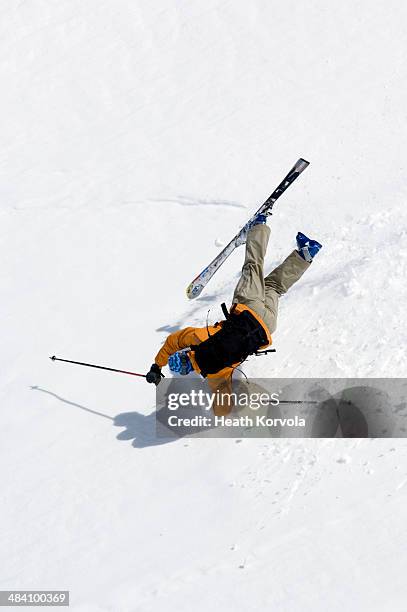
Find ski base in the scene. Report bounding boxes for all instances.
[186,158,310,299]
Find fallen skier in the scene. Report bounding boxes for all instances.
[146,214,322,415]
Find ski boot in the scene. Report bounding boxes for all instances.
[235,212,270,247]
[296,232,322,262]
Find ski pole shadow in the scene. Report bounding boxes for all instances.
[29,386,177,449]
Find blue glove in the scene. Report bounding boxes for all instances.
[168,351,193,375]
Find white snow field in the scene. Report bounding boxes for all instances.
[2,1,407,610]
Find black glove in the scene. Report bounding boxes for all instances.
[146,363,164,386]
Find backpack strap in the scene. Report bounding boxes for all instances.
[221,302,229,319]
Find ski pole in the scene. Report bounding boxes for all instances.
[50,355,147,378]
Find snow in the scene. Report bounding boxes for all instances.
[1,1,407,610]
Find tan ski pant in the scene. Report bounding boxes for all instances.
[232,224,311,334]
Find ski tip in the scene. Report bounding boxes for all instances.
[298,158,310,168]
[186,282,204,300]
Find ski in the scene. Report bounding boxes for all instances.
[186,158,310,299]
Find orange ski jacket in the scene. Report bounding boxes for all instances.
[154,303,272,415]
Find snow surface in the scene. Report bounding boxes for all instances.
[1,1,407,610]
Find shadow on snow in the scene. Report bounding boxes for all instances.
[30,386,176,449]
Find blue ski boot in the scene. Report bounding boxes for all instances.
[296,232,322,262]
[250,213,268,227]
[235,213,270,247]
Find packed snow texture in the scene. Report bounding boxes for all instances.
[1,1,407,610]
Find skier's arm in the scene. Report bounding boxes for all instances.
[155,327,198,368]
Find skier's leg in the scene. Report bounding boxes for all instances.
[262,288,279,334]
[263,250,311,333]
[265,250,310,295]
[232,223,270,318]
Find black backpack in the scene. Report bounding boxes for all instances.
[191,304,269,377]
